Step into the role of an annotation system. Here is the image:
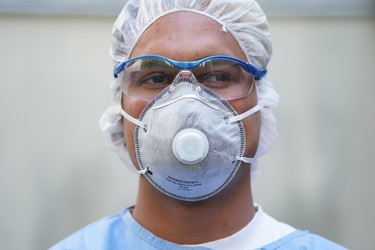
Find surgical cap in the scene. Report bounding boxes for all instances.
[99,0,280,177]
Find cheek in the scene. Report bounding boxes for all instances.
[242,112,261,157]
[228,90,260,157]
[122,95,149,168]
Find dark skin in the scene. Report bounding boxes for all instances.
[122,12,261,245]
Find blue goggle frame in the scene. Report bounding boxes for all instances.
[114,54,267,81]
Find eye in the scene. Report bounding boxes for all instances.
[201,72,233,88]
[142,73,168,85]
[135,72,175,91]
[207,73,231,82]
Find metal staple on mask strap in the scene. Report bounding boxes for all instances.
[137,166,152,175]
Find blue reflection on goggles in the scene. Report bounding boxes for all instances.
[114,54,267,81]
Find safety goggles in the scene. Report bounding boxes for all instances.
[114,55,267,100]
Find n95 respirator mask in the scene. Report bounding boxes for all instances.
[119,71,262,201]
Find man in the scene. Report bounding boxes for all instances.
[51,0,347,249]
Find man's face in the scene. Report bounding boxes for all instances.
[122,11,260,172]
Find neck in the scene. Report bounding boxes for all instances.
[131,166,255,245]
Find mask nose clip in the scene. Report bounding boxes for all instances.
[152,70,221,111]
[167,70,202,94]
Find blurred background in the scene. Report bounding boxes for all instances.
[0,0,374,249]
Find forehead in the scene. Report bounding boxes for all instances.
[130,11,247,61]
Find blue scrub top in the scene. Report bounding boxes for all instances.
[50,208,347,250]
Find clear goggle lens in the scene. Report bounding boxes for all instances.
[114,55,266,100]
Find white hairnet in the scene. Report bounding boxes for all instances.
[99,0,280,177]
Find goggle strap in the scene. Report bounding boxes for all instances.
[255,69,268,80]
[119,106,147,130]
[228,104,263,123]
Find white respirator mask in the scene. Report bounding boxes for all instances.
[120,71,262,201]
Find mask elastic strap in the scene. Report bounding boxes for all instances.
[235,156,256,164]
[227,104,263,123]
[119,106,147,130]
[231,104,262,165]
